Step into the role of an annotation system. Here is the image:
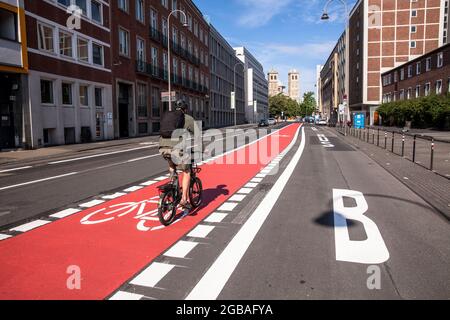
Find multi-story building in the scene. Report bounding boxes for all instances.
[288,69,300,102]
[267,69,279,97]
[234,46,268,123]
[208,24,245,128]
[315,65,323,114]
[382,42,450,102]
[320,31,346,124]
[110,0,210,137]
[0,0,28,149]
[348,0,446,125]
[443,0,449,44]
[24,0,114,148]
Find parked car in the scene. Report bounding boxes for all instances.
[316,119,327,126]
[258,119,269,127]
[268,118,277,125]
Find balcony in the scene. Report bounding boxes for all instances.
[135,60,151,75]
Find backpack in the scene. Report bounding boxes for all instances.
[160,110,185,138]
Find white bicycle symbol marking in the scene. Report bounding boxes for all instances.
[80,196,184,232]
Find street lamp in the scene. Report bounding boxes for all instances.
[232,62,245,128]
[168,10,188,111]
[321,0,349,129]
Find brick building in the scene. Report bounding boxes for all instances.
[110,0,210,138]
[382,42,450,101]
[348,0,446,124]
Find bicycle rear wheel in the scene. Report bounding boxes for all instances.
[158,190,177,226]
[189,177,203,208]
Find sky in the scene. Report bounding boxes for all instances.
[195,0,357,98]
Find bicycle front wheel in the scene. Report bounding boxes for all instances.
[189,177,203,209]
[158,190,177,226]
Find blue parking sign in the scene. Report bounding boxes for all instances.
[354,113,365,129]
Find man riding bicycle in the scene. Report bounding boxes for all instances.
[159,99,195,210]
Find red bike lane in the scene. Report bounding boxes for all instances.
[0,124,300,300]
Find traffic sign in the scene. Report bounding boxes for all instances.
[161,91,177,102]
[231,92,236,110]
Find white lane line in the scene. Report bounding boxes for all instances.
[186,126,304,300]
[109,291,144,300]
[251,178,263,183]
[123,186,143,192]
[50,208,81,219]
[0,234,12,240]
[102,192,126,200]
[154,176,168,181]
[204,212,228,223]
[229,194,246,202]
[79,199,105,208]
[130,262,175,288]
[0,172,78,192]
[261,169,272,174]
[244,182,258,188]
[0,166,32,174]
[187,225,215,238]
[164,241,198,259]
[48,146,155,165]
[255,174,266,178]
[237,188,253,195]
[11,219,52,233]
[217,202,238,212]
[126,154,159,163]
[140,180,157,186]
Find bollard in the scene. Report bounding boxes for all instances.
[430,139,435,171]
[402,134,405,157]
[377,129,380,146]
[391,132,395,153]
[412,135,417,163]
[384,132,387,149]
[367,128,370,143]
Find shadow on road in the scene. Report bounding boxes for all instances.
[189,184,230,217]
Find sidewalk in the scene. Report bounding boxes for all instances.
[367,125,450,142]
[329,127,450,221]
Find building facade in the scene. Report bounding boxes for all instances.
[110,0,210,138]
[315,64,323,114]
[234,46,268,123]
[0,0,28,149]
[382,42,450,102]
[348,0,446,125]
[288,69,300,102]
[208,24,245,128]
[267,69,279,97]
[24,0,114,148]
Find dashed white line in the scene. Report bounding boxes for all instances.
[237,188,253,195]
[123,186,144,192]
[0,234,12,240]
[255,174,266,178]
[0,172,78,191]
[79,199,105,208]
[102,192,126,200]
[217,202,239,212]
[251,178,263,183]
[244,182,258,188]
[229,194,246,202]
[154,176,168,181]
[109,291,144,300]
[204,212,228,223]
[10,220,52,233]
[50,208,81,219]
[164,241,198,259]
[130,262,175,288]
[140,180,158,186]
[0,166,32,173]
[187,225,215,238]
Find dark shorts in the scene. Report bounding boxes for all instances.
[159,147,191,173]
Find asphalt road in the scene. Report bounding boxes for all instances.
[0,123,285,228]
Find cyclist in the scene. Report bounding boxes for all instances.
[159,99,195,210]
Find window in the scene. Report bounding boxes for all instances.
[77,37,89,62]
[75,0,87,15]
[172,0,177,13]
[194,20,198,37]
[399,89,404,100]
[161,0,168,9]
[151,47,158,75]
[136,0,144,23]
[410,41,416,48]
[137,37,145,62]
[424,83,430,96]
[394,71,398,83]
[163,52,168,80]
[408,65,413,78]
[119,27,129,56]
[79,85,89,106]
[181,62,186,85]
[40,80,54,104]
[400,68,404,80]
[416,62,421,75]
[137,83,148,117]
[62,83,73,105]
[91,0,102,23]
[407,88,412,100]
[150,9,158,34]
[92,43,103,65]
[59,31,72,57]
[437,52,444,68]
[38,23,54,52]
[436,80,442,94]
[426,57,432,71]
[448,77,450,93]
[151,86,160,117]
[415,85,420,98]
[118,0,128,12]
[95,87,103,107]
[57,0,70,5]
[0,8,18,41]
[173,58,178,82]
[411,10,417,17]
[162,18,168,41]
[187,13,192,31]
[172,27,178,46]
[411,25,417,33]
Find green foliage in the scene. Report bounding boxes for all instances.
[269,94,301,118]
[299,91,317,117]
[377,94,450,129]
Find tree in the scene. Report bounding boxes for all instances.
[269,94,301,118]
[299,92,317,117]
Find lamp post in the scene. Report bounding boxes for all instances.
[321,0,349,127]
[232,62,245,128]
[168,9,188,111]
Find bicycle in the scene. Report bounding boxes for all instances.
[157,162,203,226]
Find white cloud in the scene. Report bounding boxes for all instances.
[236,0,293,28]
